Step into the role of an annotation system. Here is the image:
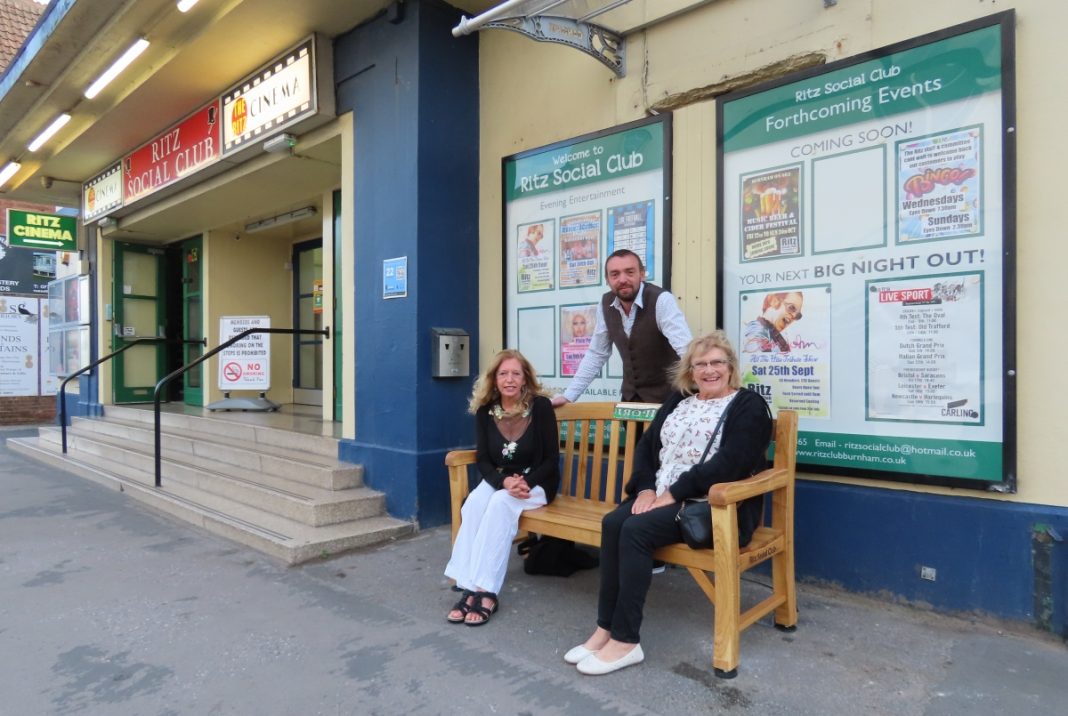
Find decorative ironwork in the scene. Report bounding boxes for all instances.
[486,16,625,77]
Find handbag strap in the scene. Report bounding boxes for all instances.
[697,395,734,464]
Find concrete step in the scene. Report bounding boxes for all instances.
[103,404,341,460]
[8,437,415,565]
[37,428,384,527]
[63,417,362,490]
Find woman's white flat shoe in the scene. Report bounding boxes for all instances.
[564,644,598,664]
[576,644,644,675]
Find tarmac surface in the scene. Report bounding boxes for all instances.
[2,425,1066,715]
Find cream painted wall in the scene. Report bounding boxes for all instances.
[477,0,1067,507]
[94,231,112,403]
[340,112,355,439]
[204,229,300,405]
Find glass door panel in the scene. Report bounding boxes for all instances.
[293,240,323,406]
[113,243,165,403]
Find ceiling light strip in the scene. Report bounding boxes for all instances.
[0,161,21,190]
[84,38,150,99]
[176,0,200,12]
[28,113,72,152]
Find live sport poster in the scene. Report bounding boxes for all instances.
[503,116,671,397]
[718,13,1015,489]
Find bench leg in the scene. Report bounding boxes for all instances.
[771,544,798,629]
[711,505,741,678]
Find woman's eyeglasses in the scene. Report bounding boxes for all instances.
[691,359,730,371]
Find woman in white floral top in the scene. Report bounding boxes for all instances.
[565,331,771,675]
[444,350,560,626]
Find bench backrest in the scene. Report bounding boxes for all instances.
[554,402,656,502]
[553,401,794,505]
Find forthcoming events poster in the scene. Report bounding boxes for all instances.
[504,117,671,399]
[718,13,1015,488]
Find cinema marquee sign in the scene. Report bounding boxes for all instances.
[82,163,123,221]
[221,37,319,156]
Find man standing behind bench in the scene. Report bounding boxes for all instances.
[552,249,692,408]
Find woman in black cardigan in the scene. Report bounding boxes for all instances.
[444,349,560,626]
[566,331,771,674]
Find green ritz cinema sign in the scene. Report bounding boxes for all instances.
[5,209,77,251]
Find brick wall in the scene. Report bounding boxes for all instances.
[0,395,55,424]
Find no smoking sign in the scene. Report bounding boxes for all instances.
[223,362,243,382]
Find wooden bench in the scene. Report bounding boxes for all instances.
[445,401,798,678]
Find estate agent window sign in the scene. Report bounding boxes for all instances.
[503,115,672,401]
[717,11,1016,490]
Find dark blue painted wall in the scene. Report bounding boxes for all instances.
[796,480,1068,633]
[334,0,479,527]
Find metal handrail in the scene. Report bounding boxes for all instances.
[59,336,207,453]
[152,327,331,487]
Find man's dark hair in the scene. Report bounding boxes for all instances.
[604,248,644,273]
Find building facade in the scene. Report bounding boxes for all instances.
[0,0,1064,634]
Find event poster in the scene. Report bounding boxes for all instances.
[607,201,656,279]
[897,127,983,242]
[867,273,983,423]
[739,286,831,417]
[558,211,601,288]
[517,220,554,293]
[740,167,802,261]
[559,304,597,377]
[0,298,40,396]
[504,117,670,394]
[719,15,1013,487]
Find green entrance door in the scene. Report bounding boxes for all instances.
[293,239,323,406]
[113,242,165,403]
[181,237,204,406]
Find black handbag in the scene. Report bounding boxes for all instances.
[674,404,731,549]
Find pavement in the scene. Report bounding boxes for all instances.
[2,425,1066,715]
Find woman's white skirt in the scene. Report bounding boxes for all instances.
[444,480,547,594]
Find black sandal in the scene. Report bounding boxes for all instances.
[464,591,499,627]
[446,590,474,624]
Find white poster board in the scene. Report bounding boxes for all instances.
[503,116,672,399]
[217,316,270,391]
[718,14,1014,487]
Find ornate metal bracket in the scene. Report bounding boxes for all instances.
[485,16,625,78]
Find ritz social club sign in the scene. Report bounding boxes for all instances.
[123,102,220,204]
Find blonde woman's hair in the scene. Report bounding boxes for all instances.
[468,349,547,415]
[670,330,742,395]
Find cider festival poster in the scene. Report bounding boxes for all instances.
[719,15,1014,487]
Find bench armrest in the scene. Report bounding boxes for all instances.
[445,449,477,468]
[708,468,790,506]
[445,449,477,544]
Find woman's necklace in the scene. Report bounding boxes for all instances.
[491,401,530,460]
[489,402,530,421]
